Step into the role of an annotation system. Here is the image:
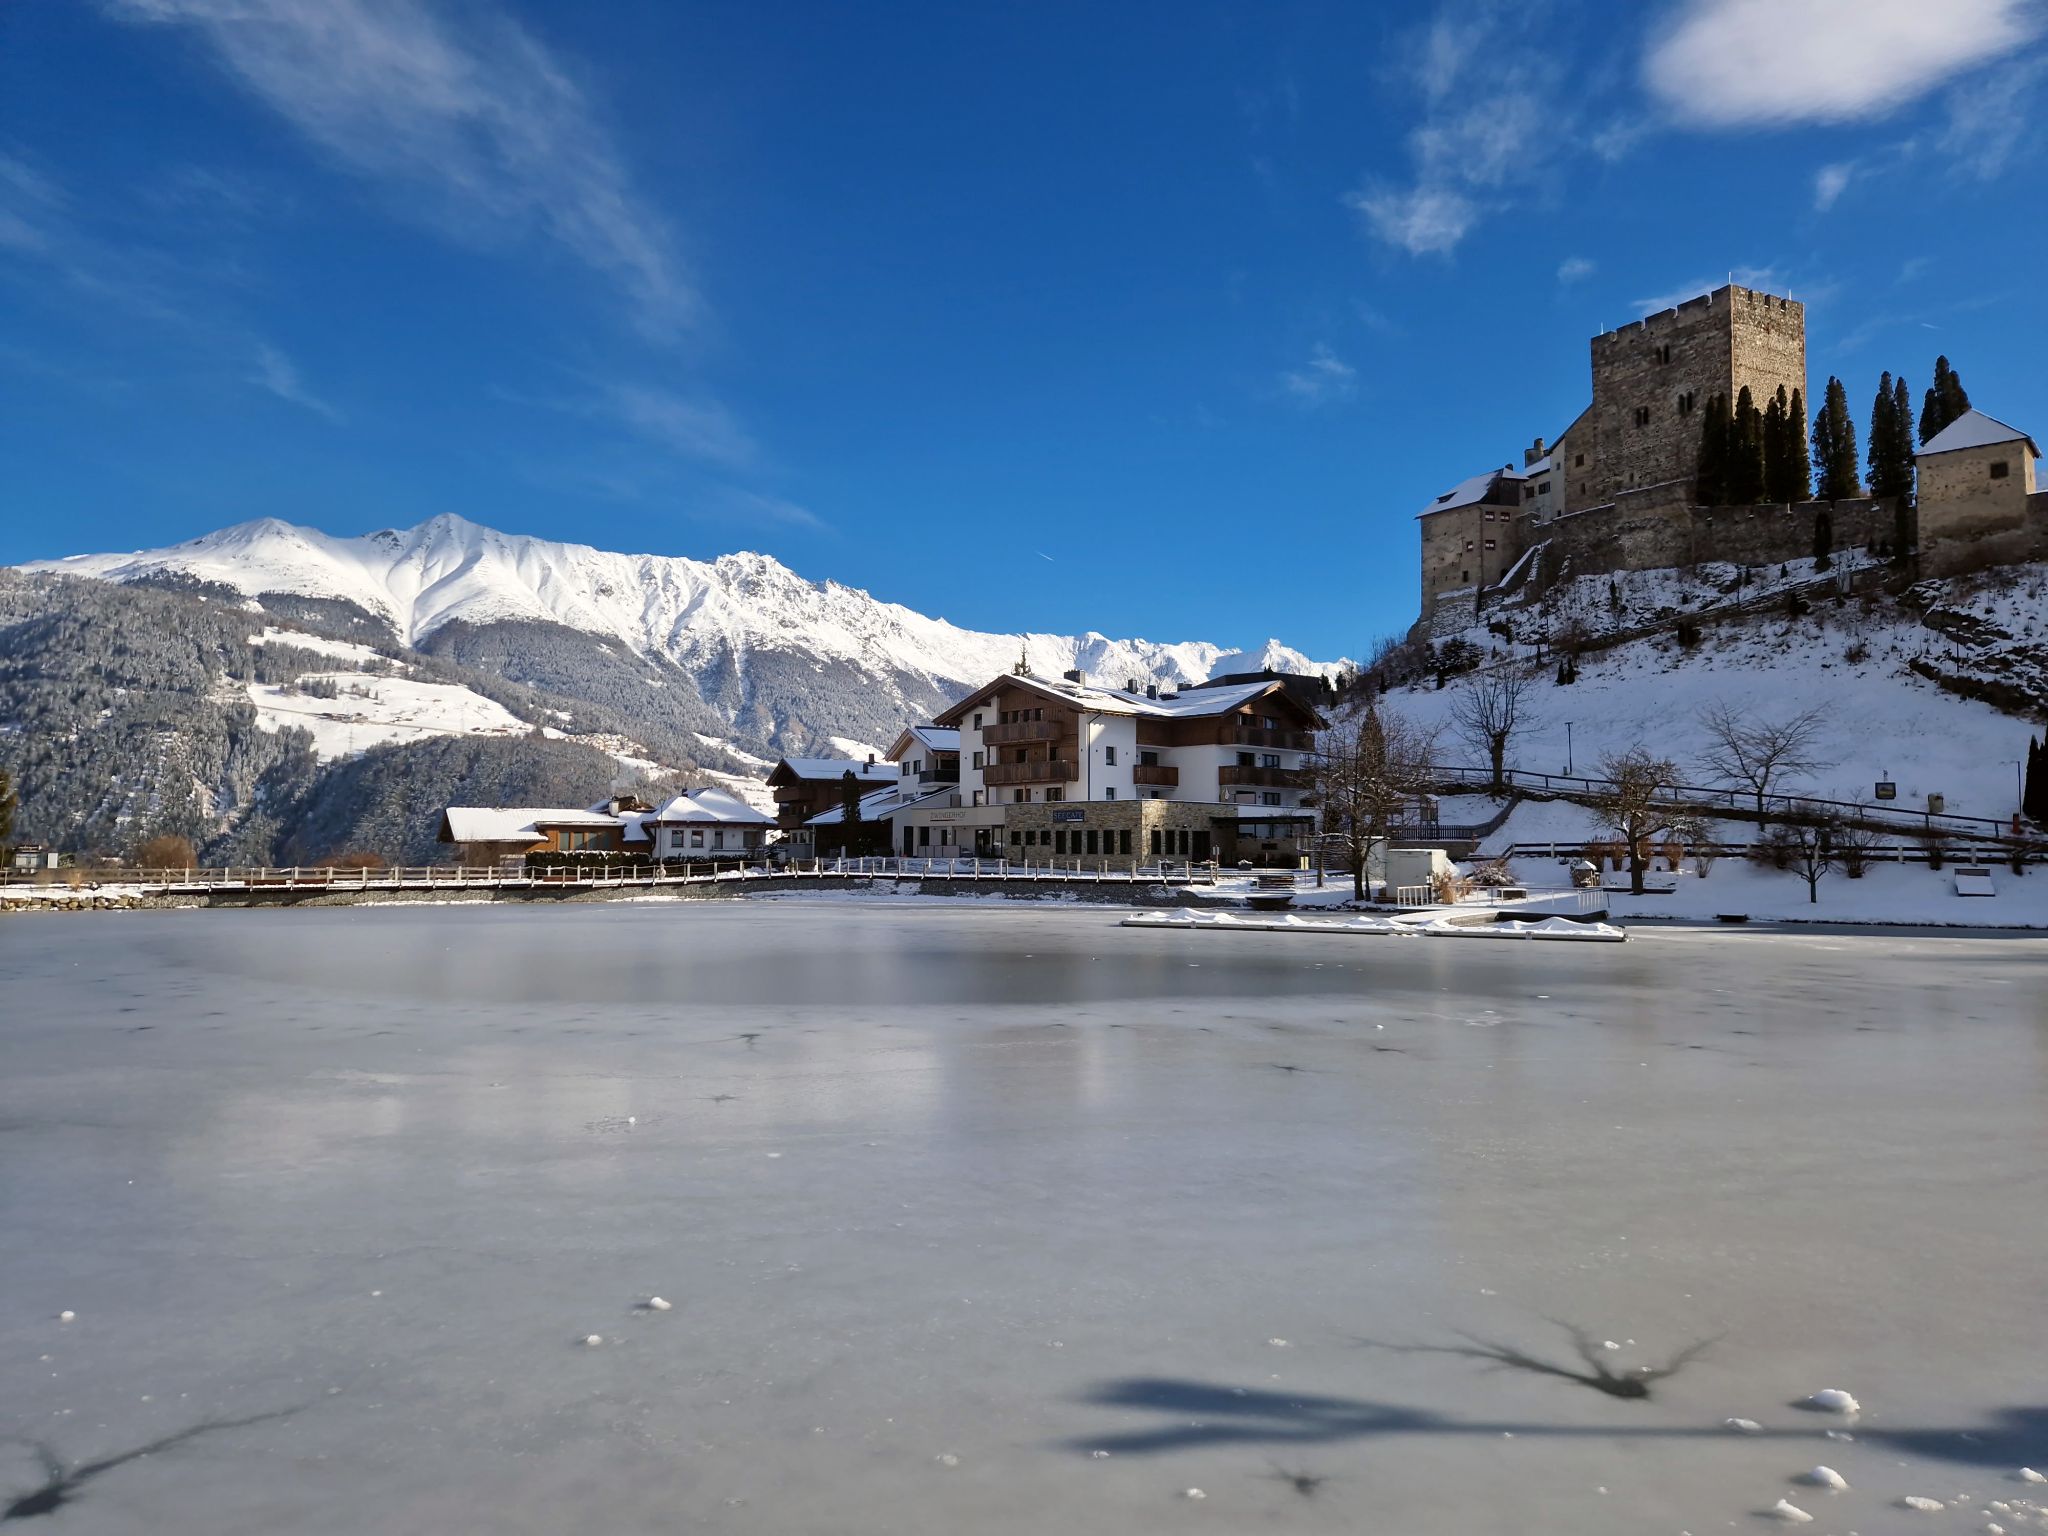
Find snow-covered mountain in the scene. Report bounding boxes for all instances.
[25,514,1344,756]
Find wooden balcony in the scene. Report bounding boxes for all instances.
[983,759,1076,786]
[983,720,1061,745]
[1225,727,1316,750]
[1132,762,1179,787]
[1219,765,1309,789]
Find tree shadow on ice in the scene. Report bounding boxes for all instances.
[1358,1322,1718,1401]
[1066,1380,2048,1470]
[2,1407,301,1523]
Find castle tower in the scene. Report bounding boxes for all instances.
[1570,284,1806,512]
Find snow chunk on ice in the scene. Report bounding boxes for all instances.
[1798,1466,1848,1490]
[1725,1418,1763,1433]
[1181,1488,1207,1500]
[1797,1388,1860,1415]
[1899,1495,1946,1512]
[57,1310,75,1323]
[582,1334,604,1347]
[646,1296,672,1312]
[2020,1468,2046,1483]
[1766,1498,1814,1523]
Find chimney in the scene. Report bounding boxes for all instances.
[1063,668,1085,686]
[1125,676,1142,693]
[1145,683,1159,700]
[1524,436,1548,467]
[866,753,875,766]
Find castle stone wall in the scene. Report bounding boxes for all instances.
[1541,494,1887,583]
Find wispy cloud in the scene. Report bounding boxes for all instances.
[1937,54,2047,176]
[105,0,692,335]
[599,383,756,468]
[250,342,340,421]
[1644,0,2037,126]
[1346,5,1580,258]
[1279,343,1356,406]
[1557,256,1596,284]
[1813,162,1855,211]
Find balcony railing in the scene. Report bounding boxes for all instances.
[1219,765,1309,789]
[914,766,960,784]
[1226,727,1316,750]
[984,759,1076,786]
[1132,762,1179,787]
[983,720,1061,745]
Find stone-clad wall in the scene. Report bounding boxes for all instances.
[1729,288,1807,420]
[1540,493,1888,581]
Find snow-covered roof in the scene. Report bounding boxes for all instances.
[1523,454,1553,477]
[619,811,652,843]
[650,786,776,825]
[1920,408,2040,458]
[441,807,618,843]
[935,673,1323,726]
[805,785,907,826]
[1416,466,1525,520]
[888,724,960,760]
[771,757,896,784]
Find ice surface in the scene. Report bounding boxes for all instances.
[2,904,2046,1535]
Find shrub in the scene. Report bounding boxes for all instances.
[1833,822,1880,878]
[1843,638,1870,664]
[1918,831,1947,872]
[1467,856,1517,888]
[135,834,196,870]
[1749,825,1796,871]
[1429,867,1471,904]
[326,848,387,869]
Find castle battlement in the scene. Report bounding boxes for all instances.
[1591,285,1801,348]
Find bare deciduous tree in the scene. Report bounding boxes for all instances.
[135,834,196,871]
[1697,701,1834,813]
[1449,667,1538,794]
[1311,704,1438,902]
[1776,803,1841,904]
[1586,748,1676,895]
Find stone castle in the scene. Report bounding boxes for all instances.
[1417,282,1887,630]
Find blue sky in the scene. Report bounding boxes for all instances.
[3,1,2045,660]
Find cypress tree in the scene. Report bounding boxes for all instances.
[1762,390,1787,501]
[1868,370,1916,507]
[1891,372,1916,555]
[1786,386,1812,501]
[1695,393,1731,505]
[1920,355,1973,444]
[1814,376,1861,500]
[2026,736,2044,824]
[1728,385,1767,503]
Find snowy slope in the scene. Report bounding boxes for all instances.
[27,514,1338,692]
[1394,561,2048,825]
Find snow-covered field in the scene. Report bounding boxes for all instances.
[245,671,528,758]
[4,904,2046,1535]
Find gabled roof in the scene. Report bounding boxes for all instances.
[886,724,961,762]
[1920,408,2040,458]
[1416,465,1525,520]
[650,786,776,826]
[439,807,618,843]
[766,757,897,787]
[932,673,1325,729]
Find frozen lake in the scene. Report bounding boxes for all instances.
[4,902,2047,1533]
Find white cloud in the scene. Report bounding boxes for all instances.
[1345,185,1479,257]
[1557,255,1596,284]
[1644,0,2037,127]
[1280,343,1357,405]
[1813,162,1855,211]
[106,0,692,334]
[1938,55,2046,175]
[600,383,756,468]
[1348,5,1574,257]
[250,342,340,421]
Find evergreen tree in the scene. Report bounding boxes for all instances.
[1728,385,1767,503]
[840,769,863,850]
[1813,376,1861,500]
[1694,392,1731,505]
[1919,355,1973,444]
[1785,386,1812,501]
[2026,736,2044,824]
[0,764,15,856]
[1867,370,1916,507]
[1762,390,1785,500]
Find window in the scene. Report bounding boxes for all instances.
[1055,830,1067,854]
[1538,480,1551,495]
[972,790,984,806]
[1085,830,1099,854]
[1234,790,1254,804]
[1991,460,2011,480]
[1483,509,1495,521]
[1261,791,1282,806]
[1103,786,1116,801]
[1139,749,1159,766]
[1461,569,1469,581]
[1575,453,1586,467]
[1150,829,1162,855]
[919,826,931,846]
[690,830,705,847]
[1464,539,1476,552]
[1634,406,1651,427]
[1103,745,1117,765]
[1237,751,1256,766]
[972,750,984,769]
[1016,788,1031,803]
[1118,830,1132,855]
[1045,787,1063,801]
[972,713,982,729]
[1484,538,1497,550]
[1009,830,1020,845]
[1260,753,1280,768]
